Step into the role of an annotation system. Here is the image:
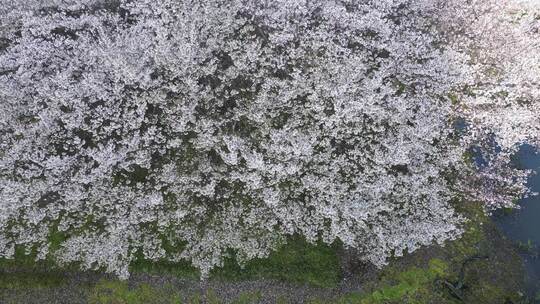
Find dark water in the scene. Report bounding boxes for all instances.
[493,144,540,296]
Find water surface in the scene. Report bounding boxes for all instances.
[494,144,540,296]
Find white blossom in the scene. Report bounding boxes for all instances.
[0,0,538,279]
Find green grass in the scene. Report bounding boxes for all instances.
[130,258,200,279]
[338,259,449,304]
[129,235,340,288]
[88,280,182,304]
[210,236,341,288]
[205,289,221,304]
[0,270,65,289]
[88,282,263,304]
[0,244,66,289]
[231,291,262,304]
[0,235,340,296]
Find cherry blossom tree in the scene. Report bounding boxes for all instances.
[0,0,538,279]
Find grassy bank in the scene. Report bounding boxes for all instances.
[0,201,528,303]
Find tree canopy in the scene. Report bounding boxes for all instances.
[0,0,538,279]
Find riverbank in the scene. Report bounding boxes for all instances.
[0,201,528,303]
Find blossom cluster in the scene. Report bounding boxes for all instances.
[0,0,538,278]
